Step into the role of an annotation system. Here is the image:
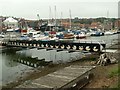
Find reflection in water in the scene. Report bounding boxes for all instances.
[1,47,84,86]
[3,53,19,67]
[0,48,33,86]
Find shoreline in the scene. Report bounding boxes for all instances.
[1,42,119,89]
[2,53,99,88]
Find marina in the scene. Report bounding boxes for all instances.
[0,1,119,88]
[0,33,119,88]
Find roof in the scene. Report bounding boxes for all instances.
[3,17,18,23]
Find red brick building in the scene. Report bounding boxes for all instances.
[114,20,120,30]
[90,22,103,29]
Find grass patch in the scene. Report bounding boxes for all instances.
[109,80,120,89]
[108,65,120,88]
[108,66,120,78]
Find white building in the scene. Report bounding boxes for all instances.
[3,17,18,29]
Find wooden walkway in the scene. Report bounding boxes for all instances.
[16,65,95,89]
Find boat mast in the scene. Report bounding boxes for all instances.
[37,14,41,29]
[107,10,109,31]
[54,5,57,31]
[49,6,52,31]
[61,12,63,26]
[69,9,72,30]
[107,10,109,19]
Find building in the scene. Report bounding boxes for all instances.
[103,20,113,30]
[3,17,18,29]
[90,22,103,29]
[114,20,120,30]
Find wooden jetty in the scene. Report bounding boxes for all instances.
[16,65,95,89]
[1,39,106,52]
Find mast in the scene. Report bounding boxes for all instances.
[48,6,51,24]
[37,14,41,29]
[107,10,109,19]
[107,10,109,30]
[69,9,72,30]
[54,5,57,31]
[49,6,52,31]
[61,12,63,26]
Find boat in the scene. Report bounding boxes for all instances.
[104,31,114,35]
[28,31,41,38]
[0,33,5,38]
[91,31,104,36]
[74,31,86,39]
[63,33,74,39]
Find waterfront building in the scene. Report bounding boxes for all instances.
[114,20,120,30]
[3,17,18,29]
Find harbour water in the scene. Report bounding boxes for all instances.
[0,34,119,86]
[0,49,33,86]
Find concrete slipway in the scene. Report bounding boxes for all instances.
[16,65,96,89]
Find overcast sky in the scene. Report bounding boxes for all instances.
[0,0,119,20]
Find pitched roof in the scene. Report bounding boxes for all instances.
[3,17,18,23]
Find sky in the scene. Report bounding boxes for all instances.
[0,0,119,20]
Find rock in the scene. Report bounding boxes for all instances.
[110,58,117,64]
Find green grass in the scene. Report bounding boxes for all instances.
[108,66,120,88]
[108,66,120,78]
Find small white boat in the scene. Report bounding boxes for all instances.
[49,37,59,40]
[0,34,5,38]
[75,32,86,39]
[104,31,114,35]
[6,28,14,32]
[28,31,41,38]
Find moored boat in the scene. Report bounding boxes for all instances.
[104,31,114,35]
[74,32,86,39]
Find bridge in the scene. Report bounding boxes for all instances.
[1,39,106,52]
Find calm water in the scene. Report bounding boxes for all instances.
[0,34,119,86]
[78,34,118,47]
[0,49,33,86]
[0,48,84,86]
